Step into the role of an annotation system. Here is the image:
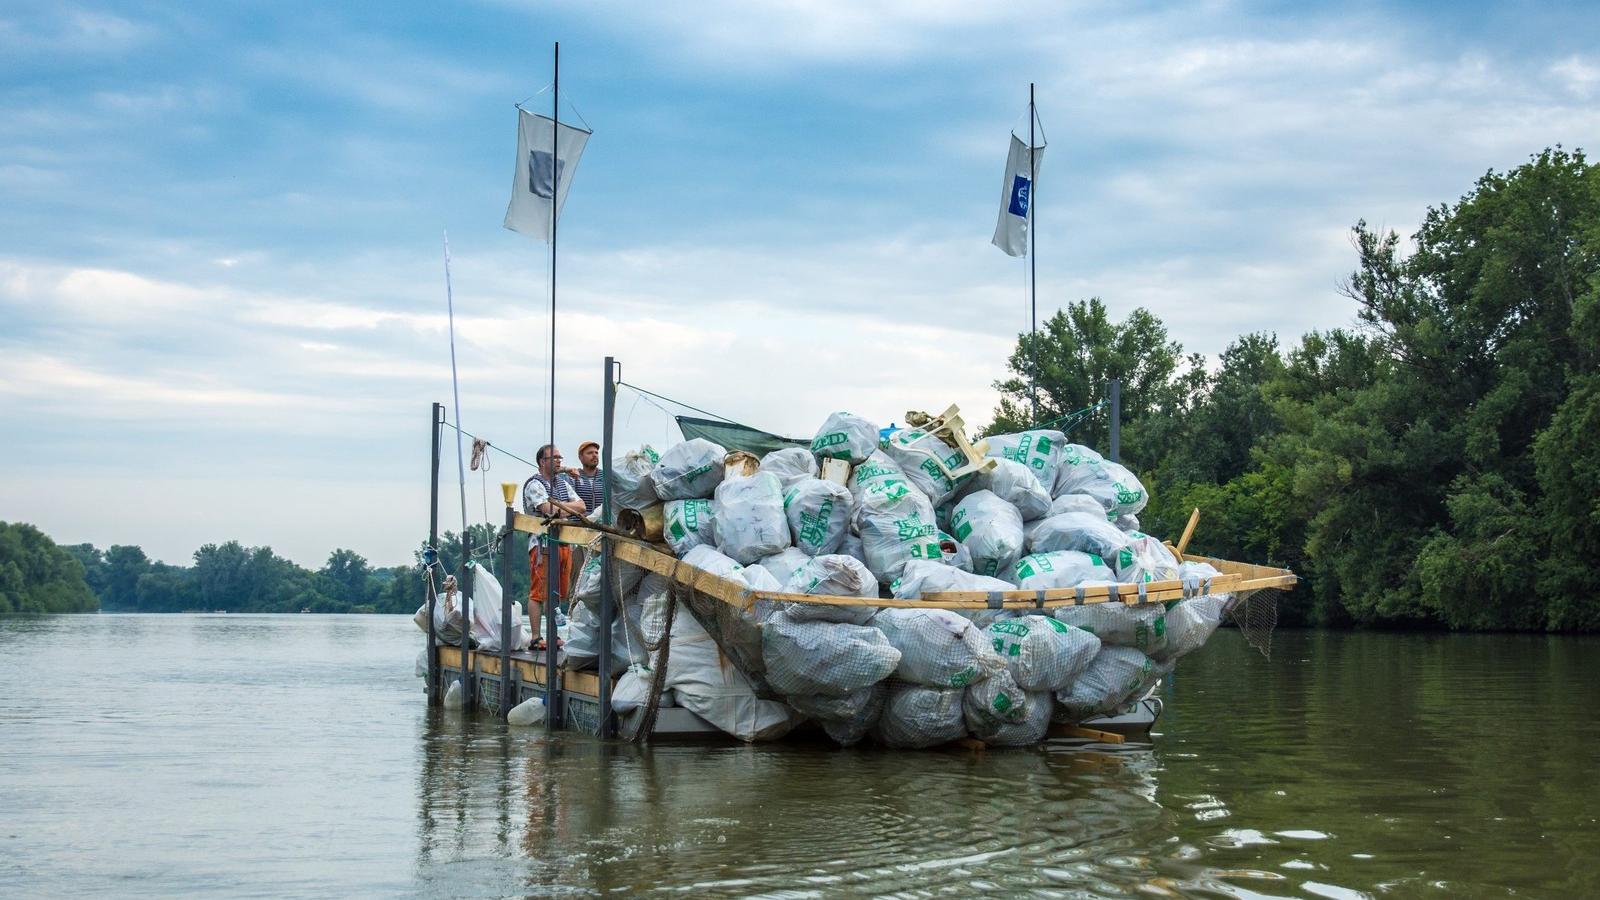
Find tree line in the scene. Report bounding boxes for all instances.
[988,148,1598,631]
[0,519,525,615]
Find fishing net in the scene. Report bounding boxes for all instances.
[1229,587,1280,660]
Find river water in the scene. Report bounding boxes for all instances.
[1,614,1595,898]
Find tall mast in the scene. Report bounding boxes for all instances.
[549,43,558,480]
[1029,82,1039,422]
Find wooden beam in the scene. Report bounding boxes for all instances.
[1051,724,1126,744]
[1174,507,1201,558]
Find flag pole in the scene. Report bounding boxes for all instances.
[542,40,561,724]
[1028,82,1039,422]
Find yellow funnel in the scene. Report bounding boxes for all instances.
[500,482,517,507]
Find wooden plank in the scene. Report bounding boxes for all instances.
[1052,724,1126,744]
[1175,507,1201,558]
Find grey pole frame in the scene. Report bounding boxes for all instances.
[499,503,515,717]
[1109,378,1122,464]
[596,356,619,738]
[426,402,443,705]
[542,40,563,730]
[1029,82,1039,423]
[459,550,475,711]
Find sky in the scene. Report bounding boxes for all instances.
[2,1,1596,568]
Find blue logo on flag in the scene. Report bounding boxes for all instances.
[528,150,565,200]
[1008,175,1031,217]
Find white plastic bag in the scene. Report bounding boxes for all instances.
[465,565,529,653]
[1053,444,1148,518]
[761,611,901,696]
[650,438,727,500]
[754,547,811,586]
[1054,602,1169,657]
[1047,493,1109,519]
[1027,511,1133,559]
[759,446,819,490]
[847,450,911,509]
[1009,550,1115,590]
[570,551,646,612]
[662,599,798,741]
[855,480,945,585]
[784,477,852,556]
[985,691,1053,746]
[612,446,661,509]
[873,684,967,749]
[1053,646,1169,723]
[507,697,547,726]
[810,411,881,465]
[873,607,999,688]
[950,489,1027,579]
[977,457,1053,521]
[963,667,1028,737]
[986,614,1102,691]
[983,429,1065,492]
[819,682,887,747]
[889,559,1014,599]
[781,554,880,625]
[882,426,972,506]
[1112,534,1180,584]
[711,471,789,565]
[663,498,717,555]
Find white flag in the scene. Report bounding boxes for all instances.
[503,107,591,242]
[992,131,1044,257]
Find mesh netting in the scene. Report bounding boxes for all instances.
[1229,588,1280,660]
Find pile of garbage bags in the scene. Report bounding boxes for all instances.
[552,412,1237,747]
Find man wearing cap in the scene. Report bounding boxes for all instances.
[568,440,606,515]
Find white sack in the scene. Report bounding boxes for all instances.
[855,480,945,585]
[986,691,1054,747]
[1113,534,1180,585]
[570,551,646,612]
[964,668,1029,737]
[873,607,999,689]
[784,477,852,556]
[1153,594,1228,663]
[950,489,1027,579]
[759,447,819,490]
[754,547,811,587]
[1047,493,1109,519]
[785,683,878,722]
[1053,444,1148,518]
[873,684,967,749]
[663,498,717,555]
[882,426,972,506]
[1054,602,1169,657]
[889,559,1015,599]
[983,429,1065,492]
[650,438,727,500]
[977,457,1053,521]
[761,611,900,696]
[1053,646,1169,723]
[810,412,881,465]
[711,471,789,564]
[986,614,1102,692]
[1027,511,1132,559]
[465,565,529,652]
[612,446,661,509]
[663,599,797,741]
[780,554,880,625]
[820,682,887,747]
[1009,551,1115,590]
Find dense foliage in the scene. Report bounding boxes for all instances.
[0,522,99,613]
[990,148,1600,631]
[55,523,526,615]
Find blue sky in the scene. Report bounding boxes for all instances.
[3,1,1596,567]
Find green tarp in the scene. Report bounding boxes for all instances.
[676,415,808,458]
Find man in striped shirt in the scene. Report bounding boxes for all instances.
[526,444,584,645]
[569,440,605,514]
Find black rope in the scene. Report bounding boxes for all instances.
[440,419,540,469]
[616,382,741,425]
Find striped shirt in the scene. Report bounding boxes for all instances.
[572,469,605,513]
[523,473,578,516]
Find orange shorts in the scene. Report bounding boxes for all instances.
[528,542,572,604]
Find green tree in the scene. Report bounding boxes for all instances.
[0,522,98,613]
[320,548,374,607]
[102,545,152,611]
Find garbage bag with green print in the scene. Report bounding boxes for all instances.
[1052,443,1148,518]
[783,477,851,556]
[882,426,973,506]
[810,411,881,465]
[854,477,945,584]
[949,489,1026,579]
[663,498,717,555]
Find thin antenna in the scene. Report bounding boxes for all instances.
[443,232,470,560]
[1029,82,1039,422]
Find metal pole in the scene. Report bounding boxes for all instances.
[543,40,562,729]
[1029,82,1039,423]
[460,556,475,710]
[1109,378,1122,464]
[596,356,618,738]
[426,402,443,705]
[500,503,515,717]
